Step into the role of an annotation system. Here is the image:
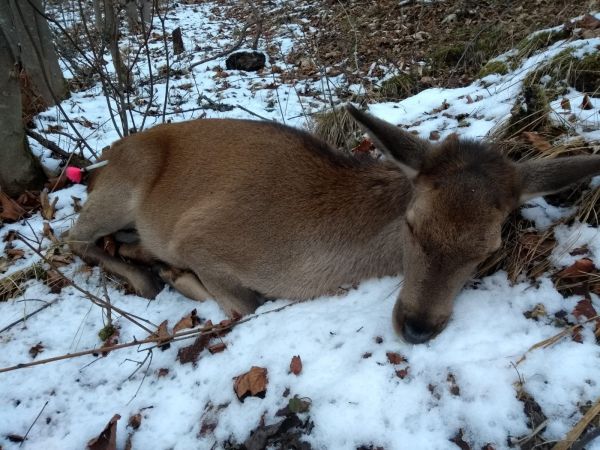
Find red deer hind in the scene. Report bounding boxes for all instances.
[67,105,600,343]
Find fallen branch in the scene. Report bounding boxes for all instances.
[552,398,600,450]
[25,129,91,167]
[0,301,300,374]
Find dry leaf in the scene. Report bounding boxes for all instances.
[290,355,302,375]
[157,368,169,377]
[0,191,26,222]
[556,258,595,279]
[153,320,171,349]
[87,414,120,450]
[39,188,58,220]
[560,97,571,110]
[208,342,227,354]
[45,269,68,294]
[429,130,441,141]
[447,373,460,396]
[173,309,201,333]
[3,230,17,243]
[46,173,69,191]
[29,342,44,358]
[450,429,471,450]
[178,333,210,364]
[581,94,593,110]
[234,366,268,401]
[72,196,83,212]
[523,131,552,153]
[396,368,409,379]
[5,248,24,260]
[386,351,405,365]
[352,139,374,154]
[572,298,598,321]
[43,222,58,242]
[127,413,142,430]
[576,14,600,30]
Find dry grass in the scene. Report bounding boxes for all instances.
[0,263,46,301]
[310,106,363,151]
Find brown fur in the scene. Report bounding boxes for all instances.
[67,105,600,343]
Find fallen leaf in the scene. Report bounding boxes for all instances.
[572,298,598,320]
[524,303,547,321]
[46,173,69,191]
[581,94,593,110]
[3,230,17,243]
[374,336,383,344]
[556,258,595,279]
[7,434,25,443]
[177,333,210,364]
[576,14,600,30]
[560,97,571,110]
[352,138,374,154]
[287,395,311,414]
[386,351,405,365]
[5,248,24,260]
[234,366,268,401]
[39,188,58,220]
[87,414,120,450]
[447,373,460,396]
[429,130,441,141]
[43,222,58,242]
[396,368,409,379]
[523,131,552,153]
[29,342,44,358]
[127,413,142,430]
[290,355,302,375]
[0,191,26,222]
[45,269,69,294]
[71,196,83,212]
[450,429,471,450]
[173,309,201,333]
[208,342,226,354]
[157,368,169,377]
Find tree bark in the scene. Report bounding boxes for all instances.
[0,25,45,197]
[6,0,68,109]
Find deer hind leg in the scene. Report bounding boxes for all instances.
[193,268,266,318]
[66,192,164,299]
[156,267,212,302]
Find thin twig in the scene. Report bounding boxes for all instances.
[25,129,91,165]
[0,301,300,374]
[19,400,48,447]
[17,234,156,334]
[552,398,600,450]
[0,299,58,334]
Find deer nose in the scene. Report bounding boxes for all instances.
[402,320,435,344]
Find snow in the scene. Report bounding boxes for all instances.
[1,5,600,450]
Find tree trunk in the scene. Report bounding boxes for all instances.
[125,0,140,33]
[6,0,68,111]
[93,0,103,34]
[140,0,152,24]
[0,25,45,197]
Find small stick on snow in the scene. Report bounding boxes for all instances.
[552,398,600,450]
[19,400,49,447]
[0,299,58,334]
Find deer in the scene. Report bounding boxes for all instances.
[66,104,600,344]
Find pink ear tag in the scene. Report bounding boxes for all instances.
[66,166,83,183]
[65,160,109,184]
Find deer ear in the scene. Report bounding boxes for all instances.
[346,104,429,179]
[518,156,600,203]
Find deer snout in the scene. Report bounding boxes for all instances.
[392,300,449,344]
[401,319,436,344]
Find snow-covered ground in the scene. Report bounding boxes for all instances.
[1,3,600,449]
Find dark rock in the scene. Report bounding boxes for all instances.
[225,51,266,72]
